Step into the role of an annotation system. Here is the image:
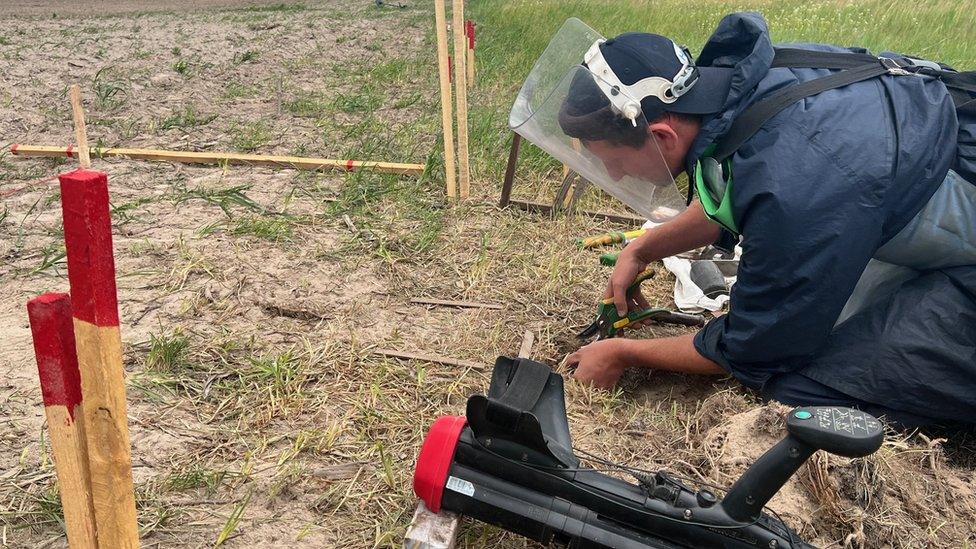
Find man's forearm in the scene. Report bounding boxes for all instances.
[620,333,725,375]
[634,200,721,262]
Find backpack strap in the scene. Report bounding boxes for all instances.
[712,60,891,161]
[711,48,976,162]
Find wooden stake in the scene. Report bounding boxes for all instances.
[506,198,647,225]
[10,144,425,176]
[59,169,140,548]
[372,349,485,370]
[465,20,475,86]
[27,293,98,549]
[451,0,471,198]
[498,133,522,207]
[433,0,457,198]
[409,297,502,310]
[69,85,92,169]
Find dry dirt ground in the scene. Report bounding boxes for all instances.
[1,1,976,548]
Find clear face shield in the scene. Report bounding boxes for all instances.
[508,18,689,221]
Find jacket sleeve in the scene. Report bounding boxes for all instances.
[694,119,889,390]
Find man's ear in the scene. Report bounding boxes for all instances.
[648,122,679,152]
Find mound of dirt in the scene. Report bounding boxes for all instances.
[700,406,976,547]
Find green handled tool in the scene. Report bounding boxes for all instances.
[578,268,705,340]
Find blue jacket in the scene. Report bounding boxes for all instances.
[688,13,975,409]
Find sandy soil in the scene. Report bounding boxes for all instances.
[1,1,975,548]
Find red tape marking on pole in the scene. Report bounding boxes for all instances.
[467,20,475,50]
[10,143,19,155]
[346,159,356,172]
[27,293,84,420]
[59,169,120,328]
[65,145,74,158]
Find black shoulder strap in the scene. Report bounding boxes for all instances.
[772,47,878,70]
[712,60,889,161]
[710,48,976,163]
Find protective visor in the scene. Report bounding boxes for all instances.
[508,18,688,221]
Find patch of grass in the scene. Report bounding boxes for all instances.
[92,67,127,111]
[158,105,217,131]
[172,58,189,75]
[0,36,12,46]
[165,465,228,494]
[29,242,66,276]
[174,184,263,217]
[241,3,305,13]
[111,197,153,225]
[231,120,274,152]
[284,91,331,118]
[223,82,259,100]
[214,492,251,547]
[230,215,294,241]
[146,331,190,372]
[332,86,382,114]
[233,50,260,65]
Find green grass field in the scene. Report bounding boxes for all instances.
[466,0,976,193]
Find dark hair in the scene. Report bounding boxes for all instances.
[558,70,700,149]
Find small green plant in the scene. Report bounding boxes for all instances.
[166,466,227,494]
[171,46,181,56]
[233,50,260,65]
[92,67,127,111]
[231,216,294,241]
[284,92,330,118]
[173,58,189,75]
[214,491,251,547]
[159,106,217,131]
[333,87,381,114]
[0,36,13,46]
[175,184,262,217]
[29,243,67,276]
[146,332,190,372]
[231,120,273,152]
[223,82,256,100]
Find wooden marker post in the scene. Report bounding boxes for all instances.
[452,0,471,198]
[62,87,140,548]
[465,20,475,86]
[27,293,99,549]
[433,0,457,199]
[69,85,92,169]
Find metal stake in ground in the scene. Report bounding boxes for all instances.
[27,293,99,549]
[433,0,457,199]
[451,0,471,198]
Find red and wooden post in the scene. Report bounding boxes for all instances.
[465,20,475,86]
[433,0,457,199]
[27,293,99,549]
[59,166,140,548]
[451,0,471,198]
[61,83,139,547]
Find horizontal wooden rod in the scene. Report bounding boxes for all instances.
[504,199,647,226]
[372,348,486,370]
[10,144,426,176]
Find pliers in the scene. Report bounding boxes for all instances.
[577,268,705,341]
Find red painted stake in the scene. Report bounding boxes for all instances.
[59,167,140,548]
[27,293,98,549]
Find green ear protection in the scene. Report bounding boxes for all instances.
[694,146,739,235]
